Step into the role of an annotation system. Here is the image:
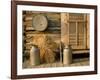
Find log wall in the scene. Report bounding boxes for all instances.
[23,11,61,61]
[23,11,90,62]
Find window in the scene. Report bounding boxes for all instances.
[68,13,87,49]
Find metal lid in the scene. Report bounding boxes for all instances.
[65,45,69,49]
[32,15,48,31]
[64,45,71,49]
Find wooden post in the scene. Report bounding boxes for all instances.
[86,14,90,49]
[61,13,69,46]
[61,13,69,63]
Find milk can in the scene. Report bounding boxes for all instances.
[63,45,72,65]
[30,45,40,66]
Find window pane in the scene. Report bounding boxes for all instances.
[78,22,85,46]
[78,22,85,34]
[69,22,76,46]
[69,22,76,34]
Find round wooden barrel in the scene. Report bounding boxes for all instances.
[32,15,48,31]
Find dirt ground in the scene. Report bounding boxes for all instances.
[23,58,89,68]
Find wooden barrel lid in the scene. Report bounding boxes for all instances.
[32,15,48,31]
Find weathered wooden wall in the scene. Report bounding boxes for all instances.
[23,11,90,61]
[23,11,61,61]
[61,13,90,49]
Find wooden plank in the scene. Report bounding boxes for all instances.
[68,20,86,22]
[25,17,32,21]
[26,26,35,30]
[72,50,89,54]
[24,21,32,27]
[87,14,90,49]
[48,20,60,27]
[47,27,61,30]
[46,13,60,20]
[61,13,69,46]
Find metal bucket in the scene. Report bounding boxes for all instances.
[63,45,72,65]
[30,45,40,66]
